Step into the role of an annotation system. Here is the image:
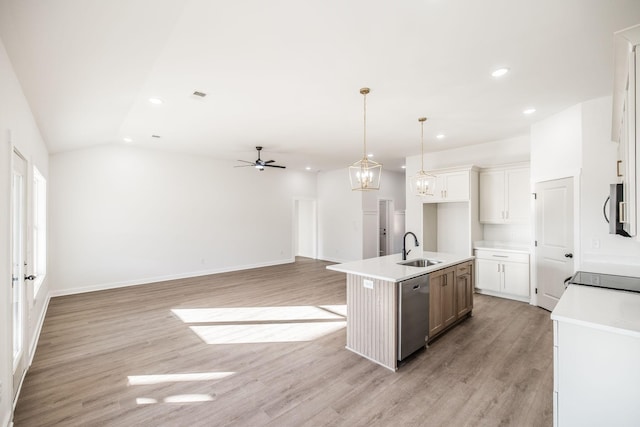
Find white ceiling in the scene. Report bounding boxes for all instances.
[1,0,640,172]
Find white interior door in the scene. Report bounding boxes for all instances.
[535,177,574,311]
[11,149,28,397]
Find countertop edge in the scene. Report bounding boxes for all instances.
[550,312,640,339]
[472,241,531,254]
[326,253,475,282]
[551,285,640,339]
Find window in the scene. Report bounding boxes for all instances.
[33,167,46,296]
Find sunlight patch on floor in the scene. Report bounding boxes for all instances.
[127,371,235,386]
[190,321,346,344]
[171,305,346,323]
[136,394,214,405]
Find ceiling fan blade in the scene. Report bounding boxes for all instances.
[264,160,275,164]
[237,160,255,164]
[234,164,255,168]
[264,164,286,169]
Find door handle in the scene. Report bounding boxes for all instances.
[564,253,573,258]
[24,275,37,281]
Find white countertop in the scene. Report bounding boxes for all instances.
[473,240,531,253]
[326,251,474,282]
[551,284,640,338]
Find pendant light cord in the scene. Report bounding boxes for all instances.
[363,91,367,158]
[420,119,424,171]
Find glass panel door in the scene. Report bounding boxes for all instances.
[11,149,27,397]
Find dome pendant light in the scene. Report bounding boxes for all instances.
[349,88,382,191]
[410,117,436,196]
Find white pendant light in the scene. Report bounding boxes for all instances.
[410,117,436,196]
[349,88,382,191]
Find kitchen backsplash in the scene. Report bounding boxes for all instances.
[483,224,531,243]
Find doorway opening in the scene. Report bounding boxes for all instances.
[294,199,317,259]
[379,200,391,256]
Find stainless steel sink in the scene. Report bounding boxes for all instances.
[397,258,442,268]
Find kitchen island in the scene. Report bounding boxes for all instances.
[327,251,474,371]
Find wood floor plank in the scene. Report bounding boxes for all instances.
[14,258,553,426]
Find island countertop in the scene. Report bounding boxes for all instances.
[326,251,474,282]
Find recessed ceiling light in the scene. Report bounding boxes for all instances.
[401,165,406,169]
[523,108,536,115]
[367,153,374,158]
[305,166,311,171]
[491,68,510,78]
[123,137,133,143]
[148,97,163,105]
[436,133,445,139]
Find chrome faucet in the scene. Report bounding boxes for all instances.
[402,232,419,260]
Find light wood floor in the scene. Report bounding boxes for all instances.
[14,258,553,426]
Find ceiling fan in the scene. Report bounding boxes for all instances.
[235,146,286,171]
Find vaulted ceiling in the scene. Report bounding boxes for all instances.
[1,0,640,171]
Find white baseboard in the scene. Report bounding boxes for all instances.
[474,288,530,304]
[28,292,50,366]
[50,258,296,297]
[317,256,352,264]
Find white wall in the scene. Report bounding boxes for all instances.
[530,105,582,183]
[530,96,640,283]
[362,170,406,258]
[49,145,317,295]
[580,96,640,268]
[317,168,363,262]
[423,135,530,170]
[0,37,50,427]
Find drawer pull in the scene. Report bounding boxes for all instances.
[492,255,508,258]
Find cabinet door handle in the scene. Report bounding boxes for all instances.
[497,264,500,272]
[505,211,509,219]
[620,202,627,223]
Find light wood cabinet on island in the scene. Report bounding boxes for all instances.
[429,261,473,341]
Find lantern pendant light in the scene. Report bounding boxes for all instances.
[410,117,436,196]
[349,88,382,191]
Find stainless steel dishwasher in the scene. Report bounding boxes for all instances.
[398,273,429,361]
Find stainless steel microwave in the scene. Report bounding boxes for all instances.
[608,183,631,237]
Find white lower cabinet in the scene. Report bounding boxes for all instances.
[475,249,530,301]
[553,320,640,426]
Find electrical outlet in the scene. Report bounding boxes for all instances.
[363,279,374,289]
[592,238,600,249]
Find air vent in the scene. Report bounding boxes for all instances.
[193,91,207,98]
[151,134,161,139]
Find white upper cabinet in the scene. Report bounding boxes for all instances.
[479,165,530,224]
[421,168,472,203]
